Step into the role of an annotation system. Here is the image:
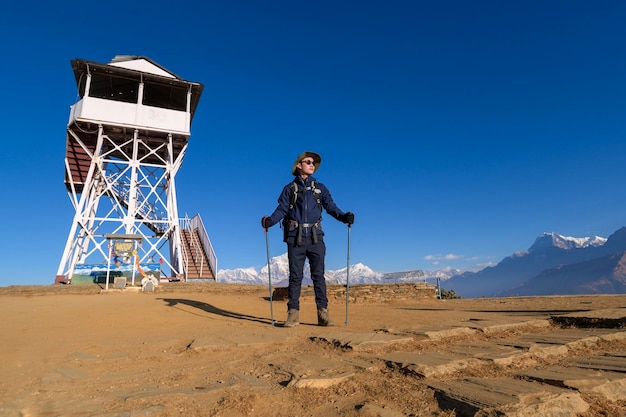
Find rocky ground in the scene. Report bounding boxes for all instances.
[0,283,624,417]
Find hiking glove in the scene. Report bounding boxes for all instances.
[261,216,273,229]
[342,212,355,225]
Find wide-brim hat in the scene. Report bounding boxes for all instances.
[292,151,322,176]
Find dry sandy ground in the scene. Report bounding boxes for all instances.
[0,283,625,417]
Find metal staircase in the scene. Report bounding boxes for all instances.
[179,214,217,280]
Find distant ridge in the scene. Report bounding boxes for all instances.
[382,270,424,281]
[217,227,626,298]
[443,227,626,298]
[217,253,451,286]
[505,251,626,296]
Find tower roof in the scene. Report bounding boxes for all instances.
[70,56,204,118]
[108,55,180,79]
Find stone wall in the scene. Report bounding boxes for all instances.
[273,282,437,303]
[4,282,438,301]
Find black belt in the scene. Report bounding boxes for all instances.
[291,221,321,245]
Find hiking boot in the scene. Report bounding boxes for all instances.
[317,308,334,326]
[283,309,300,327]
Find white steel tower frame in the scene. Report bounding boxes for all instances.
[56,56,208,283]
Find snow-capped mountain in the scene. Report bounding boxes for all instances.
[444,227,626,297]
[529,232,607,252]
[219,253,388,286]
[218,252,463,286]
[420,267,464,282]
[217,228,626,297]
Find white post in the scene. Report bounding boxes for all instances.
[131,240,137,286]
[106,241,112,290]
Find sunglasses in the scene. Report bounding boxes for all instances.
[300,159,316,166]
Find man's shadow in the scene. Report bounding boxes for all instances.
[159,298,274,325]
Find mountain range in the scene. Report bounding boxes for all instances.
[442,227,626,297]
[217,227,626,298]
[217,253,453,287]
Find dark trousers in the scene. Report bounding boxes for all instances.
[286,236,327,311]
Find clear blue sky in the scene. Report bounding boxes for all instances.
[1,1,625,287]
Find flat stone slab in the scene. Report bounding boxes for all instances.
[567,351,626,373]
[311,332,414,351]
[513,328,619,345]
[599,331,626,341]
[495,339,569,360]
[491,328,621,360]
[521,367,626,402]
[494,328,618,355]
[479,319,552,335]
[288,372,355,388]
[422,326,479,340]
[270,352,358,389]
[427,377,589,416]
[446,341,527,365]
[378,351,485,378]
[401,319,551,339]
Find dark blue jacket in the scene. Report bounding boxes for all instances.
[268,175,345,241]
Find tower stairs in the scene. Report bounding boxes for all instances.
[180,220,216,280]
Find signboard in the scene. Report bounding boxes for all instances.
[71,263,161,285]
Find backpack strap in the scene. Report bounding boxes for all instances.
[289,180,322,210]
[310,180,322,206]
[289,182,298,210]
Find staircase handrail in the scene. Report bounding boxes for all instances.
[179,214,192,281]
[185,215,204,276]
[188,214,217,280]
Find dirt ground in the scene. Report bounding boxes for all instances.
[0,283,625,417]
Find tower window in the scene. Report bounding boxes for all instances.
[88,73,139,104]
[143,81,187,111]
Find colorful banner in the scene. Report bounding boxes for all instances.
[71,263,161,285]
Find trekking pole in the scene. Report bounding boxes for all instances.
[264,227,275,327]
[345,224,352,326]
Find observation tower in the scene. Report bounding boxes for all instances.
[55,56,216,285]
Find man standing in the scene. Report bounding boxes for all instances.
[262,151,354,327]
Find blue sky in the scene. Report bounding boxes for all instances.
[1,1,625,286]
